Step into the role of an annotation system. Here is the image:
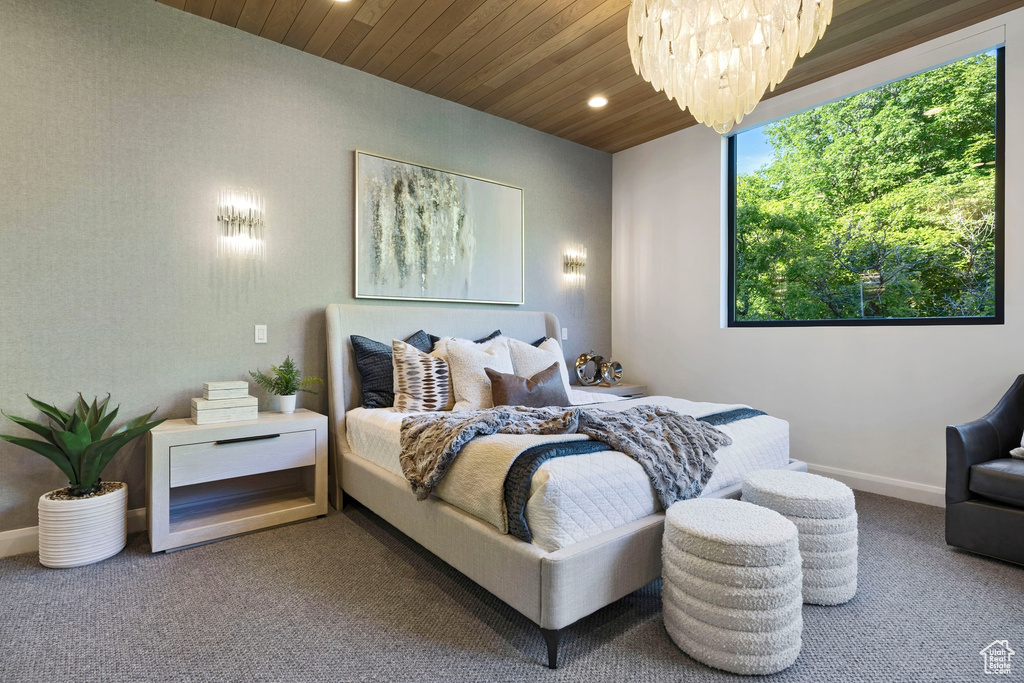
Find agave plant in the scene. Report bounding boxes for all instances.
[0,395,165,497]
[249,355,322,396]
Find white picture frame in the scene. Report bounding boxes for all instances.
[354,151,525,305]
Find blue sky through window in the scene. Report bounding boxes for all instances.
[734,126,773,176]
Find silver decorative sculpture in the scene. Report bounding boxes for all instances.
[600,360,622,386]
[575,351,604,386]
[576,351,622,386]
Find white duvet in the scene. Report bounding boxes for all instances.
[345,392,789,552]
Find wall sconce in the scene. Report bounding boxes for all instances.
[563,244,586,288]
[217,188,266,261]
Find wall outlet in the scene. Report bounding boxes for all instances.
[255,325,267,344]
[561,328,568,341]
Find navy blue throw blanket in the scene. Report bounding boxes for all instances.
[698,407,767,426]
[504,441,611,542]
[502,407,768,543]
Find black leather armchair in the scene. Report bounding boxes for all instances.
[946,374,1024,566]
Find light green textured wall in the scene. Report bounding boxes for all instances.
[0,0,612,532]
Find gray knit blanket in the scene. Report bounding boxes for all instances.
[399,405,732,508]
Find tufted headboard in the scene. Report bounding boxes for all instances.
[324,303,561,507]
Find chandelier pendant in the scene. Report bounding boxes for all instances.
[627,0,834,133]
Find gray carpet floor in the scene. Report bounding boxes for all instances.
[1,491,1022,682]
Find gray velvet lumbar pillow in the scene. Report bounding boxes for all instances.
[486,362,570,409]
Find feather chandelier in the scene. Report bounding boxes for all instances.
[627,0,834,133]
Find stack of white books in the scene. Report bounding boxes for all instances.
[191,381,258,425]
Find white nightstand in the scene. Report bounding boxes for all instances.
[580,383,648,398]
[146,409,328,552]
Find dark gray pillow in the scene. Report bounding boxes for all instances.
[487,363,570,409]
[428,329,502,347]
[351,330,432,409]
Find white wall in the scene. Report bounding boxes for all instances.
[612,11,1023,506]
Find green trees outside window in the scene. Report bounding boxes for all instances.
[730,50,1001,325]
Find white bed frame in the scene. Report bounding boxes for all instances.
[325,303,806,668]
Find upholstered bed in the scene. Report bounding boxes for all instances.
[325,303,806,668]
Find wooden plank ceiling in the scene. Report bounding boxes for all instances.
[158,0,1024,153]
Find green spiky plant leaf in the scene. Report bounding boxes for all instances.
[249,355,323,396]
[1,394,165,497]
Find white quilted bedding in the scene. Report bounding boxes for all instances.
[345,394,789,552]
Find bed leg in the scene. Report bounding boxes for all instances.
[539,628,562,669]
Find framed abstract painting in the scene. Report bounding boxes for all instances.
[354,151,525,305]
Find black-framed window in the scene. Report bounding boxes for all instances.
[728,48,1004,327]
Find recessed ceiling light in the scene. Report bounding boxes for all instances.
[588,96,608,108]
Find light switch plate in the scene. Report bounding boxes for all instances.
[255,325,267,344]
[561,328,568,341]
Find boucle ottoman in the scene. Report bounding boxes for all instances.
[742,470,858,606]
[662,499,803,675]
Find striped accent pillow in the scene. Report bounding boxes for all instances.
[393,339,450,412]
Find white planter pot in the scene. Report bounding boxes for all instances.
[37,482,127,569]
[277,394,297,414]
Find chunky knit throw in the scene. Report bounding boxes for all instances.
[400,405,732,507]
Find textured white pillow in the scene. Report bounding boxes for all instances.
[507,337,572,398]
[392,340,450,412]
[430,336,506,410]
[446,337,514,411]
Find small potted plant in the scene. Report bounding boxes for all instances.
[249,355,323,414]
[0,395,164,568]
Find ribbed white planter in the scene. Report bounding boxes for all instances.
[277,394,296,414]
[37,482,127,569]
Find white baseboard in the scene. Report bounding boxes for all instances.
[0,507,147,560]
[128,507,147,532]
[0,526,40,559]
[806,464,945,508]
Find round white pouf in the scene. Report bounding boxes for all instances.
[742,470,858,606]
[662,499,803,675]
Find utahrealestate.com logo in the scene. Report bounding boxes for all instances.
[980,640,1015,675]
